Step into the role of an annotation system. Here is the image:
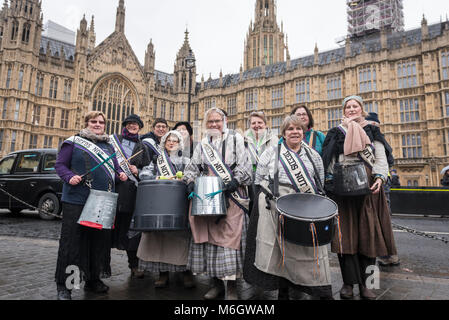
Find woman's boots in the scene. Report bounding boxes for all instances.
[203,277,225,300]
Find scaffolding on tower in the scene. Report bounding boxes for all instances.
[347,0,404,38]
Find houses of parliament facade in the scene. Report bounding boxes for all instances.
[1,0,449,187]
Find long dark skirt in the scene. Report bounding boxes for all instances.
[112,180,140,252]
[55,202,111,286]
[243,187,280,291]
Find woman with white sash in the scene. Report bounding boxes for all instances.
[322,96,397,300]
[244,115,334,300]
[137,131,195,289]
[183,108,253,300]
[54,111,128,300]
[109,114,150,279]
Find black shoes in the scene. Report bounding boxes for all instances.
[57,285,72,300]
[84,280,109,294]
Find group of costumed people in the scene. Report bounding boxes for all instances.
[54,94,398,301]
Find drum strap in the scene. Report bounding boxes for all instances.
[278,141,318,195]
[303,147,326,196]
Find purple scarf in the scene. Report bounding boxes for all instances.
[122,128,139,142]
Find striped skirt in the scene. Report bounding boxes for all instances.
[187,213,249,279]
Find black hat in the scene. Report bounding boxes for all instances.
[366,112,380,124]
[122,114,144,129]
[173,122,193,136]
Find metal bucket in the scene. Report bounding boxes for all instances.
[78,189,118,230]
[191,176,227,217]
[276,193,338,247]
[130,179,189,231]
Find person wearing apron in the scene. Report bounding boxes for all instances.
[322,95,397,300]
[244,111,279,215]
[245,115,333,300]
[183,108,252,300]
[138,131,194,288]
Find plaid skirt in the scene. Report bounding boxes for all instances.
[138,261,187,273]
[187,212,248,279]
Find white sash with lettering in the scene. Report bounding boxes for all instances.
[279,142,318,194]
[156,149,177,177]
[201,139,250,211]
[109,134,139,186]
[338,125,376,169]
[67,136,115,181]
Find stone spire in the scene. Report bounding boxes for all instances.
[115,0,125,33]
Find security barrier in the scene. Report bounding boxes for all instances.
[390,187,449,216]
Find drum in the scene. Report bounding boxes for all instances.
[78,189,118,230]
[130,179,188,231]
[276,193,338,247]
[191,176,227,217]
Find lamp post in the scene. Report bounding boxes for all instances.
[185,50,196,124]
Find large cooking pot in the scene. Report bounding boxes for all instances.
[191,176,227,217]
[78,189,118,230]
[276,193,338,247]
[130,179,188,231]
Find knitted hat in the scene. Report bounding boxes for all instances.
[122,114,144,129]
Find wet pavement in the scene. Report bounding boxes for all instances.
[0,210,448,301]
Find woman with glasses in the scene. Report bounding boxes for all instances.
[137,131,195,289]
[291,105,326,156]
[54,111,128,300]
[183,108,252,300]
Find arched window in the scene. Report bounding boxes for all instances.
[22,23,31,43]
[11,20,19,40]
[92,77,137,135]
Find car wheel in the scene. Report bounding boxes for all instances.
[38,193,61,220]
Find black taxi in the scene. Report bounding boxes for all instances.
[0,149,63,220]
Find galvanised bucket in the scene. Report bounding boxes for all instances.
[191,176,227,217]
[78,189,118,230]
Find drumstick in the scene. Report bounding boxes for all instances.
[80,152,117,178]
[120,149,144,166]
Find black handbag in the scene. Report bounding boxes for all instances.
[331,161,371,196]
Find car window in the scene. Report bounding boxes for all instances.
[43,154,57,172]
[15,153,41,173]
[0,156,16,174]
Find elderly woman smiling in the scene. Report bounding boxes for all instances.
[244,115,333,300]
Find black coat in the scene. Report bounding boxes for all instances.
[112,136,150,251]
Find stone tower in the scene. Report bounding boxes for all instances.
[174,29,196,94]
[244,0,286,70]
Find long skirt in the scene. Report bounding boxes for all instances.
[330,175,397,258]
[187,212,249,280]
[55,202,111,285]
[252,182,333,298]
[137,230,191,273]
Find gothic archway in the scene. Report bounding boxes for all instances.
[92,76,137,135]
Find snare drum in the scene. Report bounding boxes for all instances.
[191,176,227,217]
[276,193,338,247]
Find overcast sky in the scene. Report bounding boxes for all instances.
[3,0,448,79]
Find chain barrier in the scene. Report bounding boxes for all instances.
[392,222,449,245]
[1,186,448,244]
[0,187,62,220]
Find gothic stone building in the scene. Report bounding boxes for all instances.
[1,0,449,187]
